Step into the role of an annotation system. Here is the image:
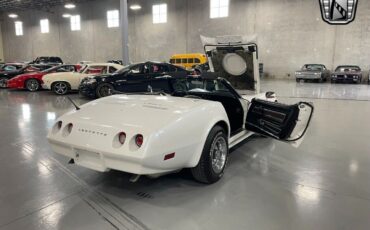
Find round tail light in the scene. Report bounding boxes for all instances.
[118,132,126,145]
[67,123,73,133]
[57,121,63,130]
[135,134,143,147]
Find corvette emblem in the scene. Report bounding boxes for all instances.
[319,0,358,25]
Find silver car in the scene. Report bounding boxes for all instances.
[295,64,331,83]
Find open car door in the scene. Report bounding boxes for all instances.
[246,99,314,145]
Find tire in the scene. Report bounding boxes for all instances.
[191,125,229,184]
[96,83,114,98]
[296,78,300,83]
[0,77,8,88]
[52,82,70,95]
[25,79,40,92]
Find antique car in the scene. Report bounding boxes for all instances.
[331,65,362,84]
[47,76,313,184]
[42,63,124,95]
[7,65,80,92]
[79,62,189,98]
[0,64,52,88]
[295,64,331,82]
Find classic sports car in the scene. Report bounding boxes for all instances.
[79,62,189,98]
[42,63,124,95]
[47,76,313,184]
[7,65,80,92]
[0,65,52,88]
[331,65,362,84]
[295,64,331,82]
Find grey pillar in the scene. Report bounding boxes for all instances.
[120,0,130,65]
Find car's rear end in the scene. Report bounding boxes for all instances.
[47,95,228,175]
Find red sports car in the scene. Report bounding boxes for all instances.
[7,64,80,91]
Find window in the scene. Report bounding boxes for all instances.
[170,59,175,64]
[153,4,167,24]
[70,15,81,31]
[40,19,49,33]
[15,21,23,36]
[182,58,188,64]
[195,58,201,64]
[107,10,119,28]
[210,0,229,18]
[109,66,117,73]
[188,58,194,63]
[84,66,107,74]
[175,59,181,64]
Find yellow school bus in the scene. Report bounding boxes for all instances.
[169,53,207,69]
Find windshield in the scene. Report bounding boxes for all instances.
[335,66,360,72]
[41,65,61,73]
[114,65,135,74]
[302,64,324,71]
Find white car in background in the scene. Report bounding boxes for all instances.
[42,63,124,95]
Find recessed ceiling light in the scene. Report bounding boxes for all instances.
[64,3,76,9]
[130,5,142,10]
[62,14,71,18]
[9,14,18,18]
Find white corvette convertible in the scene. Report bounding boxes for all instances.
[47,77,313,184]
[42,63,124,95]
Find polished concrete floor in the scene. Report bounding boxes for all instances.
[0,79,370,230]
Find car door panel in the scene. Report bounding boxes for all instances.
[246,99,313,142]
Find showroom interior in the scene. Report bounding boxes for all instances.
[0,0,370,229]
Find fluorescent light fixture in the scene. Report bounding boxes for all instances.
[64,3,76,9]
[9,14,18,18]
[130,5,142,10]
[62,14,71,18]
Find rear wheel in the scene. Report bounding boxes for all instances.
[96,83,114,98]
[296,78,300,83]
[191,125,228,184]
[25,79,40,92]
[52,82,70,95]
[0,77,8,88]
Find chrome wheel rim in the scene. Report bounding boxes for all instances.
[0,78,7,88]
[54,83,67,95]
[27,79,39,91]
[210,135,227,174]
[99,86,112,97]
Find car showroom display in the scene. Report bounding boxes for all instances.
[331,65,362,83]
[79,62,189,98]
[42,63,124,95]
[7,64,80,91]
[47,76,313,184]
[47,36,314,184]
[0,64,52,88]
[295,64,331,82]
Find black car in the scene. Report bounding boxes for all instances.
[0,64,52,88]
[331,65,362,84]
[79,62,189,98]
[30,56,63,66]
